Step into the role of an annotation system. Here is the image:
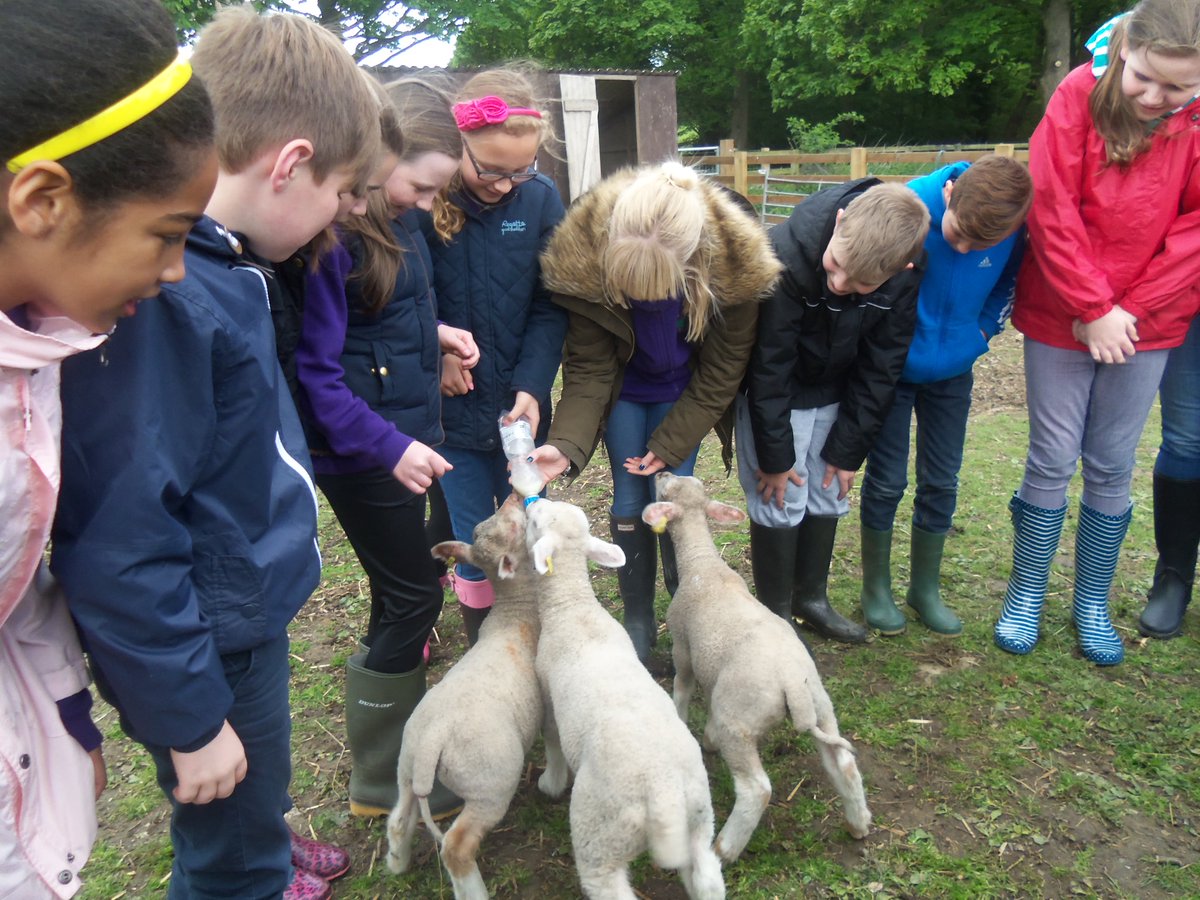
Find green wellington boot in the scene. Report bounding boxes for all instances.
[906,525,962,634]
[859,525,906,635]
[345,654,461,819]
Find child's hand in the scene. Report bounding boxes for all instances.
[90,746,107,800]
[1074,306,1139,364]
[438,324,479,369]
[504,392,541,436]
[170,720,247,805]
[822,463,857,501]
[624,451,667,476]
[393,442,452,494]
[529,444,570,484]
[441,354,474,396]
[755,467,805,509]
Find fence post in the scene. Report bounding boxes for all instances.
[994,143,1016,158]
[850,147,868,179]
[718,138,735,181]
[733,150,749,199]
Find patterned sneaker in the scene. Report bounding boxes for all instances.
[282,869,330,900]
[290,827,351,881]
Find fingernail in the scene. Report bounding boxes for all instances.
[526,456,534,463]
[638,464,646,470]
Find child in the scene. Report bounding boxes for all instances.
[49,8,380,899]
[295,77,475,817]
[0,3,214,896]
[423,68,567,640]
[529,162,782,666]
[994,0,1200,666]
[737,180,929,644]
[859,156,1032,635]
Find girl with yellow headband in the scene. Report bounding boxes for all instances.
[0,0,215,896]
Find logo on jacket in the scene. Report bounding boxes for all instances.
[501,219,527,234]
[978,256,992,268]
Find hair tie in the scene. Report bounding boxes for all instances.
[7,54,193,174]
[453,96,543,132]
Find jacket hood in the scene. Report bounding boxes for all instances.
[0,306,105,370]
[540,167,782,309]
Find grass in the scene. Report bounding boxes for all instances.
[79,331,1200,898]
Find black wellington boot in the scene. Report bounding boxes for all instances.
[609,515,659,662]
[792,516,869,643]
[749,520,803,635]
[1139,473,1200,639]
[659,531,680,597]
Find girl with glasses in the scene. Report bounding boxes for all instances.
[422,67,567,645]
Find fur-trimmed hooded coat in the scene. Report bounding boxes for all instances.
[541,168,782,477]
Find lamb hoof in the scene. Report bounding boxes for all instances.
[538,769,568,799]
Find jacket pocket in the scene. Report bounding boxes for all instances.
[194,540,267,653]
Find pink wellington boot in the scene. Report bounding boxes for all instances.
[282,868,330,900]
[289,827,350,881]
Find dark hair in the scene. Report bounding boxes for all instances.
[0,0,214,209]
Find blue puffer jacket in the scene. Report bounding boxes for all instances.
[903,162,1024,384]
[422,175,567,450]
[51,216,321,753]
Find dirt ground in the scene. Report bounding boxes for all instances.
[85,330,1198,898]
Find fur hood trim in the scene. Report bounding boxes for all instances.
[540,167,782,309]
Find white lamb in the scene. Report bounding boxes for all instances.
[385,494,545,900]
[526,498,725,900]
[643,473,871,863]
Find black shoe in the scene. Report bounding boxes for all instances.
[793,516,868,644]
[749,520,805,637]
[1138,473,1200,639]
[609,515,659,662]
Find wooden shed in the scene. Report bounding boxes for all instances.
[374,67,678,205]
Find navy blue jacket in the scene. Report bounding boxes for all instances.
[422,175,567,450]
[51,217,321,752]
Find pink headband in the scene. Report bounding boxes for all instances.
[453,96,543,132]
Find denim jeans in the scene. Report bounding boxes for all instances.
[1157,316,1200,480]
[318,469,444,673]
[604,399,699,518]
[137,633,293,900]
[438,446,516,581]
[860,371,973,534]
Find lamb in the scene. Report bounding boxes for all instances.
[385,493,545,900]
[642,473,871,863]
[525,498,725,900]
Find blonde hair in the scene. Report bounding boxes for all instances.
[1090,0,1200,165]
[837,183,930,286]
[432,65,555,240]
[603,163,716,341]
[191,5,380,186]
[948,155,1033,244]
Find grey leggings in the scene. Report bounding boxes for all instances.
[1020,338,1168,516]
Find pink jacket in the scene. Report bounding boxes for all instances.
[1013,64,1200,351]
[0,307,105,898]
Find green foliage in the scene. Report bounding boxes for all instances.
[786,111,864,153]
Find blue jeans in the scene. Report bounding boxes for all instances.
[604,399,699,518]
[438,445,515,581]
[860,371,973,534]
[138,633,293,899]
[1157,316,1200,480]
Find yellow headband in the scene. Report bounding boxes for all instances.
[6,56,193,175]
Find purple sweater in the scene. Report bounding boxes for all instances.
[295,241,412,475]
[619,296,694,403]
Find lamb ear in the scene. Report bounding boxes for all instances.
[585,536,626,569]
[705,500,746,525]
[432,541,472,564]
[642,501,678,533]
[496,552,518,580]
[531,534,558,575]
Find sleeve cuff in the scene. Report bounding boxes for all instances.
[56,689,103,753]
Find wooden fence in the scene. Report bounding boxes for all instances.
[681,139,1030,226]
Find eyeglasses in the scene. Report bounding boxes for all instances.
[464,142,538,184]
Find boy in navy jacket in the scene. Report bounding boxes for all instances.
[858,156,1032,636]
[51,8,379,898]
[736,179,929,643]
